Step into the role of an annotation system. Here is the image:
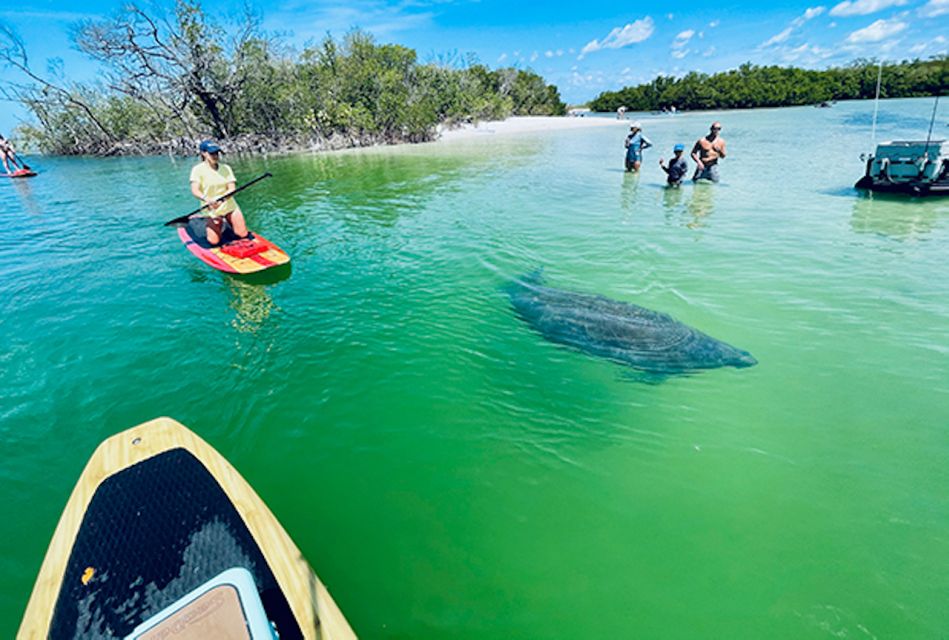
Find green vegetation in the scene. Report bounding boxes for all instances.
[589,58,948,112]
[0,1,565,155]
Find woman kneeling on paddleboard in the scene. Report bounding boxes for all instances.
[190,140,248,245]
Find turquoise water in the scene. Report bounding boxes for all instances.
[2,97,947,638]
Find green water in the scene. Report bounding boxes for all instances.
[2,98,948,638]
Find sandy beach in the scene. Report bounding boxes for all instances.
[438,115,627,141]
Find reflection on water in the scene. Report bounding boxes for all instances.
[227,277,276,333]
[620,172,640,212]
[686,183,716,229]
[11,180,42,216]
[661,184,685,211]
[223,265,291,333]
[850,192,948,240]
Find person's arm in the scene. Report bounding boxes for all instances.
[691,142,704,169]
[190,181,206,204]
[190,180,217,210]
[659,159,669,174]
[641,136,653,150]
[717,139,727,159]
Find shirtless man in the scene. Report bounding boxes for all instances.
[691,122,726,183]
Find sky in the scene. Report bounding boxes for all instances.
[1,0,946,132]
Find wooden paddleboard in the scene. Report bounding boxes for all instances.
[178,217,290,274]
[18,417,355,640]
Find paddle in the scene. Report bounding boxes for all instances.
[163,172,273,227]
[13,151,31,172]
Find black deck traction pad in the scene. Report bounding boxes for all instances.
[186,217,256,250]
[49,448,303,639]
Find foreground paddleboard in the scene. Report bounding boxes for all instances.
[6,168,37,178]
[178,217,290,274]
[18,417,355,640]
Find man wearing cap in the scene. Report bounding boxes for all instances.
[189,140,248,245]
[624,122,652,172]
[691,121,727,183]
[659,144,689,187]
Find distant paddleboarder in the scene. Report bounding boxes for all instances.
[624,122,652,172]
[691,122,727,183]
[0,134,23,175]
[190,140,248,246]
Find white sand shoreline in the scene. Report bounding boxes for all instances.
[436,115,629,142]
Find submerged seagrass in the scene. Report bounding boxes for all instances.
[507,273,757,374]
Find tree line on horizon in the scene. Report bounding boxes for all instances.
[588,58,948,113]
[0,1,566,155]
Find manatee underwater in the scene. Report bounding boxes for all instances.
[507,272,757,376]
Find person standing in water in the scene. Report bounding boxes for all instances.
[189,140,248,246]
[624,122,652,172]
[691,121,727,182]
[659,144,689,187]
[0,134,23,174]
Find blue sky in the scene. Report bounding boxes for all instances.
[1,0,946,132]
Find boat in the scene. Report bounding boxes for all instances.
[5,168,37,178]
[18,416,356,639]
[855,140,949,196]
[178,216,291,274]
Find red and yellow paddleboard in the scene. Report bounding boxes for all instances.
[178,217,290,274]
[6,168,37,178]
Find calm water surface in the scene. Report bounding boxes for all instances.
[2,98,947,638]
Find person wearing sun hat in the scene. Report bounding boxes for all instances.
[624,121,652,172]
[189,139,248,245]
[659,143,689,187]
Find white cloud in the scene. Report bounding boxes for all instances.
[830,0,907,16]
[918,0,949,16]
[762,27,794,47]
[545,50,554,58]
[497,53,507,62]
[708,19,720,27]
[530,51,538,62]
[666,13,675,20]
[794,6,827,25]
[671,49,688,59]
[845,17,908,42]
[267,1,437,38]
[580,17,655,57]
[781,43,833,62]
[702,46,717,57]
[672,29,695,48]
[761,6,826,47]
[908,34,947,52]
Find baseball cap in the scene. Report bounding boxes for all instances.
[199,140,223,154]
[673,143,685,151]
